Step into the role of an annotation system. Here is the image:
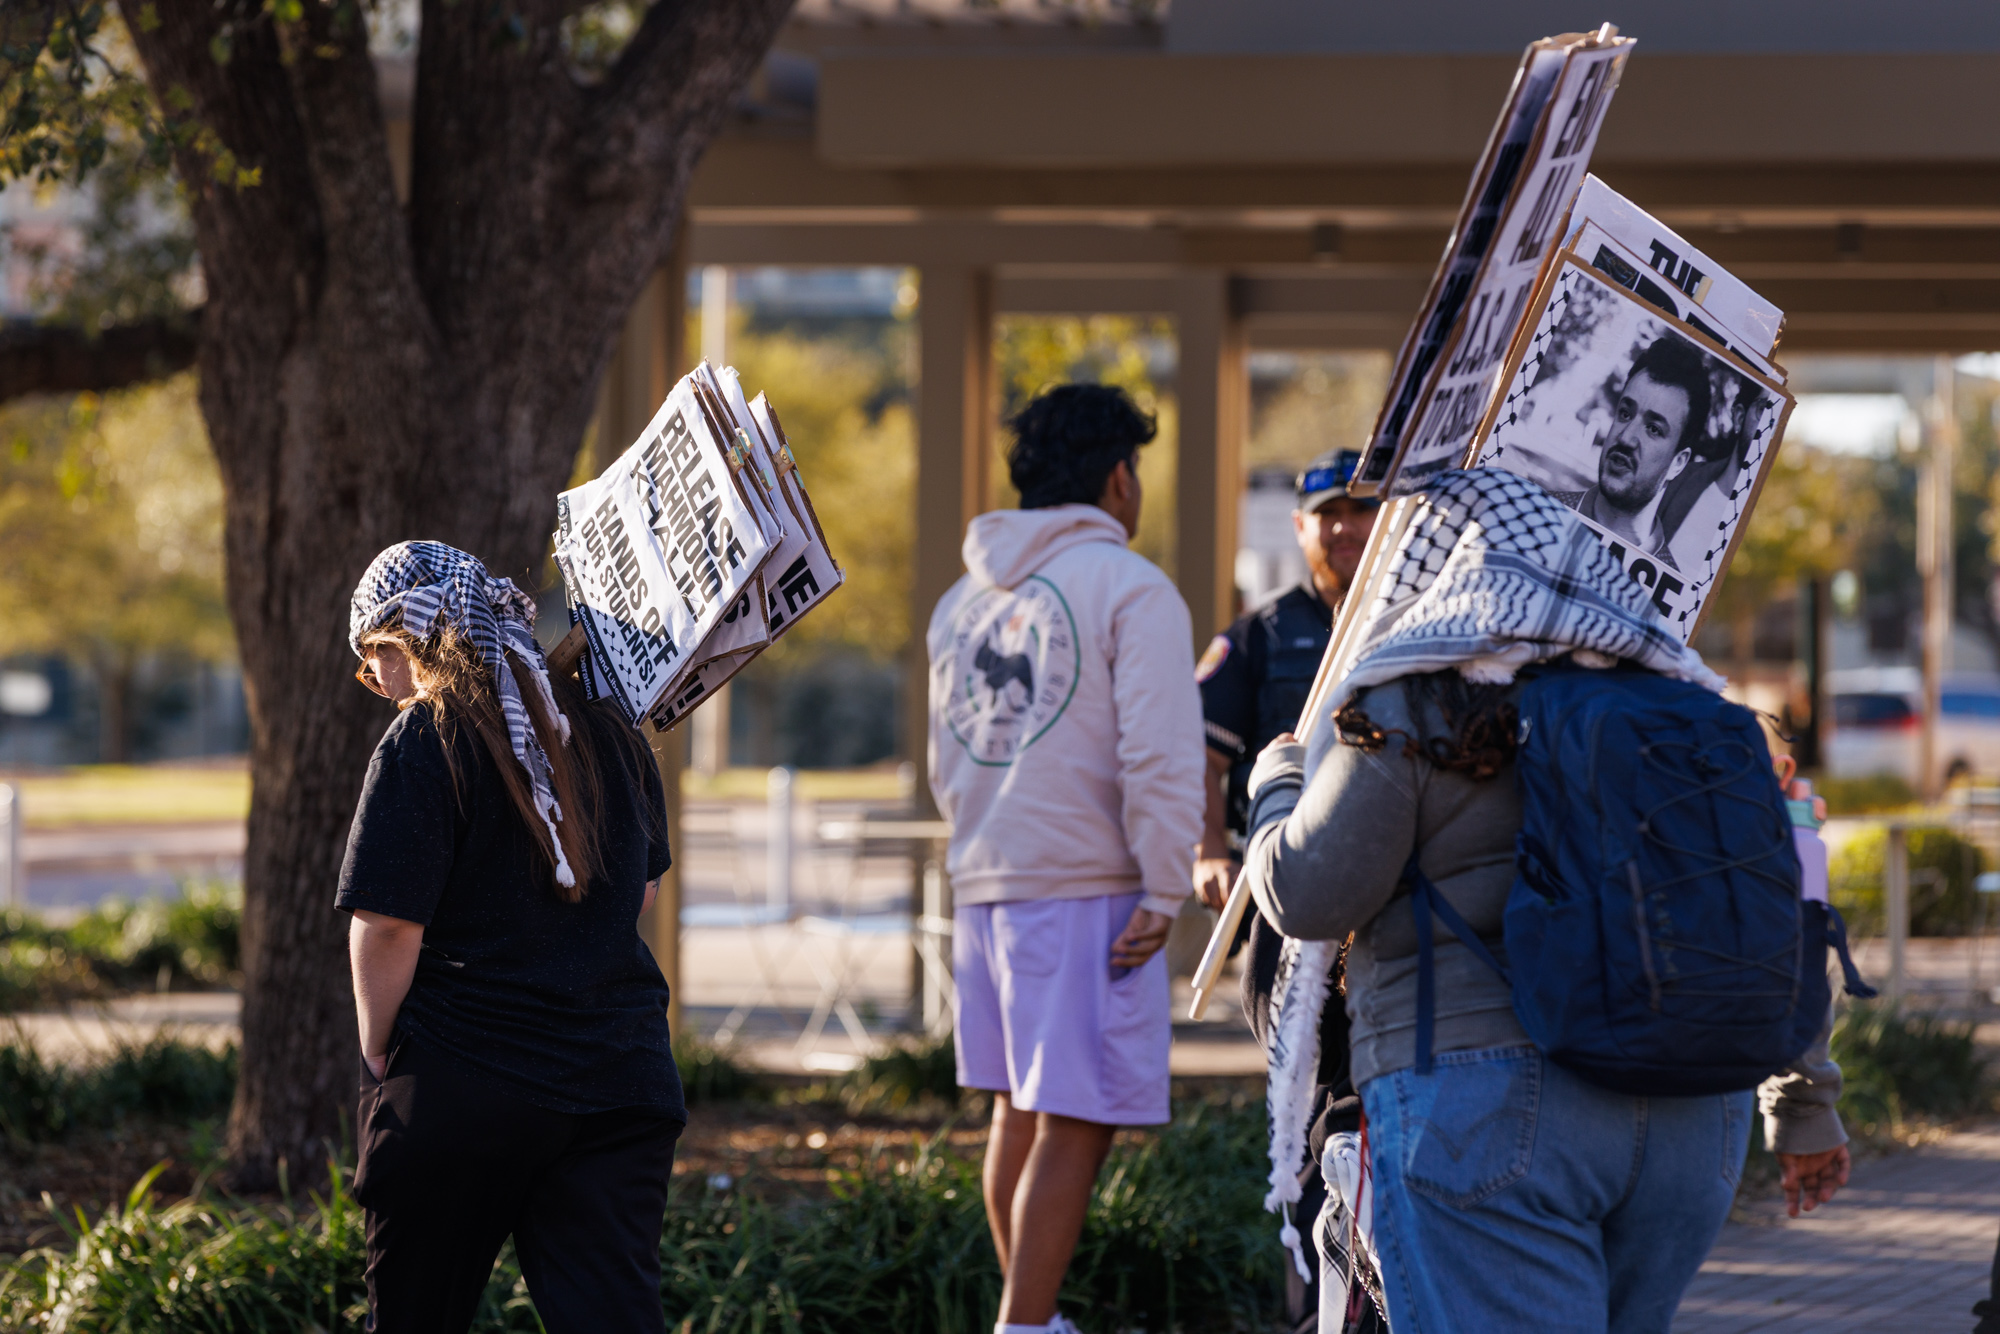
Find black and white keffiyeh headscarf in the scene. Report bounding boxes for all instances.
[349,541,576,888]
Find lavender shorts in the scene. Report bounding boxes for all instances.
[952,891,1171,1126]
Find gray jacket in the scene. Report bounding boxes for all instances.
[1245,678,1846,1155]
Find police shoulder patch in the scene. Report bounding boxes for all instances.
[1195,634,1232,683]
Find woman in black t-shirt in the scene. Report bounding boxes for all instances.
[337,541,683,1334]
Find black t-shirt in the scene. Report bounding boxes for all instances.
[335,701,683,1123]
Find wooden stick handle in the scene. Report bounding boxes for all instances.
[549,624,587,678]
[1187,870,1251,1020]
[1183,495,1421,1021]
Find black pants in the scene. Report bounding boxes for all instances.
[353,1035,684,1334]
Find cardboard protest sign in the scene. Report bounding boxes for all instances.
[745,391,843,640]
[1471,253,1793,639]
[1570,175,1784,359]
[1364,33,1634,497]
[1570,222,1781,380]
[552,373,780,724]
[643,375,846,731]
[1352,40,1569,495]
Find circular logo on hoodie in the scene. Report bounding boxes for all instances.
[942,575,1081,766]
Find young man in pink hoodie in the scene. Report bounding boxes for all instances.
[927,384,1206,1334]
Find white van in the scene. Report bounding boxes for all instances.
[1825,666,2000,787]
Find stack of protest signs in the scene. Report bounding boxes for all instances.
[1190,23,1799,1020]
[1355,25,1634,499]
[550,362,843,732]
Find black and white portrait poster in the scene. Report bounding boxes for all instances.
[1473,255,1792,639]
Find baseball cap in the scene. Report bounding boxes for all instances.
[1296,450,1379,513]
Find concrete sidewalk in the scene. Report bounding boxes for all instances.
[1675,1123,2000,1332]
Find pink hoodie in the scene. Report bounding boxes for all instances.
[926,505,1205,917]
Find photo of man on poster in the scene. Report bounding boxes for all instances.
[1550,335,1713,572]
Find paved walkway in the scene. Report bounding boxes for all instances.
[1676,1123,2000,1332]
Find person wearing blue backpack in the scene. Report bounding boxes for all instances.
[1242,469,1865,1334]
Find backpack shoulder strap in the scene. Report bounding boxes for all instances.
[1820,902,1879,1000]
[1409,853,1511,1075]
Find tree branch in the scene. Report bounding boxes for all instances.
[116,0,323,337]
[0,314,200,402]
[589,0,793,192]
[273,0,422,316]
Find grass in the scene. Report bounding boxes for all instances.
[4,762,906,828]
[680,765,911,804]
[804,1034,964,1114]
[0,884,241,1008]
[0,1098,1283,1333]
[673,1032,770,1106]
[4,1006,1991,1330]
[4,765,251,828]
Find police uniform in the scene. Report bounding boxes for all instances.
[1198,452,1388,1334]
[1196,584,1333,834]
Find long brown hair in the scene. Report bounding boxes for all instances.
[1333,670,1520,782]
[361,624,611,900]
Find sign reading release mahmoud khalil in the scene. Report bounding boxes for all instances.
[553,375,777,723]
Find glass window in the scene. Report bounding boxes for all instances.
[1834,693,1914,727]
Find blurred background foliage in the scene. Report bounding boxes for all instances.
[1830,825,1987,937]
[0,375,230,760]
[0,881,241,1008]
[994,314,1179,576]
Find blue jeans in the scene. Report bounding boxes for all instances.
[1359,1043,1751,1334]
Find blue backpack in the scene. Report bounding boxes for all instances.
[1411,663,1874,1096]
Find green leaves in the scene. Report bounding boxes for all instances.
[0,1098,1287,1331]
[1,1,260,193]
[2,1,143,186]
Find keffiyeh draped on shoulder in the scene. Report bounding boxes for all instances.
[349,541,576,887]
[1329,468,1721,716]
[1258,468,1723,1303]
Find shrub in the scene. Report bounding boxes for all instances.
[0,1099,1285,1332]
[0,1034,236,1145]
[672,1032,767,1106]
[1830,1002,1991,1133]
[1813,772,1917,817]
[0,884,242,1009]
[818,1034,963,1114]
[64,882,243,990]
[1830,826,1984,936]
[0,1040,71,1145]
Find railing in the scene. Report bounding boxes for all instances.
[0,784,18,909]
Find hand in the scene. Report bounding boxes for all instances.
[363,1051,389,1083]
[1193,852,1238,912]
[1777,1144,1850,1217]
[1268,730,1299,748]
[1110,908,1174,972]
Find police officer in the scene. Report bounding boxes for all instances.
[1192,449,1386,1334]
[1193,449,1380,908]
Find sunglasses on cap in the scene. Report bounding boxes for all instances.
[1297,463,1355,497]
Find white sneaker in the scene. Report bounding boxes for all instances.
[1046,1317,1082,1334]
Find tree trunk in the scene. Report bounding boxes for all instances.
[95,650,132,764]
[120,0,794,1187]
